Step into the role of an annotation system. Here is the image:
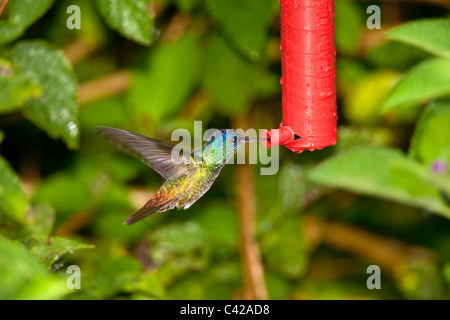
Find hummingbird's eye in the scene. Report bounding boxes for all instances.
[232,136,238,143]
[209,136,215,142]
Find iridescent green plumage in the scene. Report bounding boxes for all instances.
[95,127,259,225]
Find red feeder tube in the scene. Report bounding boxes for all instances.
[262,0,337,153]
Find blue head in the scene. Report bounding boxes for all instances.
[201,129,260,166]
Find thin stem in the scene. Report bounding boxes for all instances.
[303,216,436,275]
[0,0,8,17]
[63,38,97,65]
[78,70,131,104]
[234,115,268,300]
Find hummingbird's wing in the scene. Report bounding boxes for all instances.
[94,126,192,180]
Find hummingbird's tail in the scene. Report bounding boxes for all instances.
[123,205,159,225]
[123,195,177,225]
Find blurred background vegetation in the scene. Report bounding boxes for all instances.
[0,0,450,300]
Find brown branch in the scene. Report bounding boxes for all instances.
[178,90,210,120]
[19,151,41,198]
[162,12,191,43]
[0,0,8,17]
[147,1,166,19]
[78,70,131,104]
[54,211,91,237]
[358,22,402,56]
[134,239,157,271]
[63,38,97,65]
[303,216,436,275]
[234,115,268,300]
[305,257,362,280]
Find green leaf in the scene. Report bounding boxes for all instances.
[0,58,41,113]
[80,96,129,130]
[148,221,210,284]
[384,58,450,111]
[83,153,141,183]
[336,125,392,152]
[206,0,274,60]
[278,163,307,213]
[5,41,79,149]
[443,263,450,287]
[95,256,165,299]
[0,236,67,299]
[390,160,441,198]
[26,236,94,268]
[337,58,368,91]
[0,156,28,224]
[387,18,450,59]
[390,158,450,198]
[0,0,56,45]
[335,0,364,56]
[150,221,208,255]
[409,99,450,166]
[167,262,241,299]
[203,34,271,115]
[261,218,308,278]
[344,70,400,124]
[174,0,202,11]
[265,272,291,300]
[26,204,55,238]
[397,262,444,300]
[32,161,102,217]
[94,0,154,45]
[367,41,430,71]
[47,0,108,47]
[191,202,239,247]
[127,35,201,123]
[96,256,142,297]
[308,146,450,218]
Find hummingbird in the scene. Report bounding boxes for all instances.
[94,126,264,225]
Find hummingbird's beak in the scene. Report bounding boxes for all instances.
[244,137,268,142]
